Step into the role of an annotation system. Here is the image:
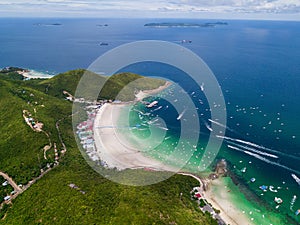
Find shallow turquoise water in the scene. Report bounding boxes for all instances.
[116,83,300,224]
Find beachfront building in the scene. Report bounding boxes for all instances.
[194,192,202,199]
[76,102,103,163]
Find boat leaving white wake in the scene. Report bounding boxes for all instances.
[290,195,297,211]
[227,141,279,159]
[152,106,163,112]
[227,144,300,175]
[208,119,235,132]
[218,135,277,153]
[243,151,300,175]
[177,109,186,120]
[291,174,300,186]
[202,120,213,132]
[217,135,300,160]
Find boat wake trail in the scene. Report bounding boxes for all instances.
[227,144,300,176]
[290,195,297,211]
[242,150,300,175]
[227,141,278,159]
[208,119,235,133]
[291,174,300,186]
[217,135,300,161]
[152,106,163,112]
[177,109,186,120]
[202,119,213,132]
[132,109,150,116]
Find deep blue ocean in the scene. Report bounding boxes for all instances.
[1,18,300,224]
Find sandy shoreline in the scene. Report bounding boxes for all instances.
[135,81,172,101]
[93,103,178,171]
[93,102,253,225]
[92,81,252,225]
[17,70,53,79]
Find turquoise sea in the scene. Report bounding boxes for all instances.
[116,64,300,223]
[1,18,300,224]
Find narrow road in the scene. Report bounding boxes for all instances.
[0,171,21,192]
[56,119,66,153]
[178,172,228,225]
[0,111,73,205]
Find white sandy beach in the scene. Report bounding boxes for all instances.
[93,82,253,225]
[93,103,178,171]
[17,70,53,79]
[135,81,172,101]
[93,103,253,225]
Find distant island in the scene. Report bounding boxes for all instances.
[96,24,108,27]
[144,22,228,28]
[33,23,62,26]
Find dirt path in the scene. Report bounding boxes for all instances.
[0,171,21,192]
[56,119,67,154]
[42,130,52,160]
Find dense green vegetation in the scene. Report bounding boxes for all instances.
[99,72,165,101]
[35,69,165,101]
[0,67,24,81]
[0,177,13,201]
[0,69,217,224]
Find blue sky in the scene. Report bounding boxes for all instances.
[1,0,300,20]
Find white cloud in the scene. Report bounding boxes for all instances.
[0,0,300,19]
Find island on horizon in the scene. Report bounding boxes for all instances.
[144,22,228,28]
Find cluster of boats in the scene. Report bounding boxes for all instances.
[258,185,283,208]
[258,185,300,215]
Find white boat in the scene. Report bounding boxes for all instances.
[203,120,213,132]
[181,39,192,43]
[200,83,204,91]
[274,197,283,204]
[159,126,169,131]
[269,186,278,192]
[177,109,186,120]
[147,101,158,108]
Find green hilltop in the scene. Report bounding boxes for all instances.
[0,69,217,225]
[33,69,165,101]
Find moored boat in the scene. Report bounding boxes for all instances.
[274,197,283,204]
